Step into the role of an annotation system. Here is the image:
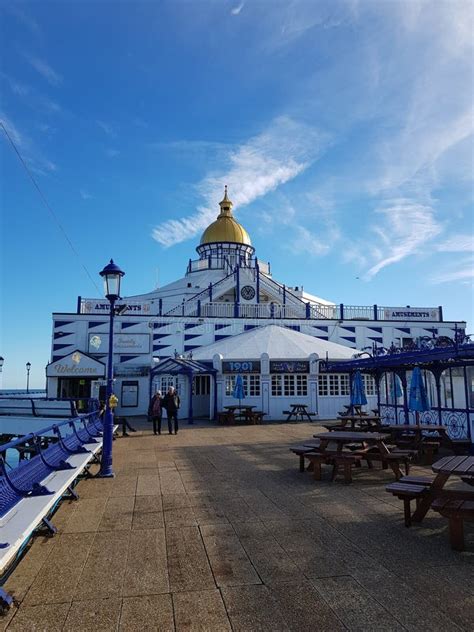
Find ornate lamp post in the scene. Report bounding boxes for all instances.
[26,362,31,394]
[98,259,125,478]
[0,357,4,372]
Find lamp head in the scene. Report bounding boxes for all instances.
[26,362,31,370]
[99,259,125,300]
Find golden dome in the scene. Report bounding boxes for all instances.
[200,187,251,246]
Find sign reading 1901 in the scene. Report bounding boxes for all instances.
[222,361,261,373]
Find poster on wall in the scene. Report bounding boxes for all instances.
[88,333,150,354]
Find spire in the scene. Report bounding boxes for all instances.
[219,185,233,217]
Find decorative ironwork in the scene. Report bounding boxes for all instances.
[380,404,469,439]
[441,410,468,439]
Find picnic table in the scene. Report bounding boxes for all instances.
[221,405,263,424]
[284,404,316,422]
[312,431,407,480]
[411,455,474,523]
[330,415,382,432]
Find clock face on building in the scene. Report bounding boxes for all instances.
[241,285,256,300]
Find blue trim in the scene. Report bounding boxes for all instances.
[88,321,108,329]
[215,334,231,341]
[53,343,73,351]
[184,333,201,341]
[121,322,140,329]
[153,344,173,351]
[55,320,74,328]
[153,333,172,340]
[119,355,141,363]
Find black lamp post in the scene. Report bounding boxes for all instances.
[0,357,4,373]
[26,362,31,394]
[97,259,125,478]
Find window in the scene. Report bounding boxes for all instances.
[318,374,352,397]
[272,374,308,397]
[121,381,139,407]
[193,375,210,395]
[225,375,260,397]
[363,375,375,396]
[271,375,282,396]
[155,376,180,395]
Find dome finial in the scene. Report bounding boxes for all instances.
[219,185,233,216]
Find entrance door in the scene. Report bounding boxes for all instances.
[57,378,93,399]
[193,375,211,418]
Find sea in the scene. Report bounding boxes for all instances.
[0,389,47,467]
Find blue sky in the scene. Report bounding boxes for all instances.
[1,0,473,388]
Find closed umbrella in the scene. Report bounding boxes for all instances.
[350,370,367,410]
[408,367,430,425]
[232,374,245,408]
[390,374,403,402]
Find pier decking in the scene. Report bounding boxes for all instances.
[2,421,473,631]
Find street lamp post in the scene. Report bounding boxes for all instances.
[97,259,125,478]
[26,362,31,394]
[0,357,4,373]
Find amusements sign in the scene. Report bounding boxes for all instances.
[81,299,151,314]
[88,333,150,354]
[222,361,261,373]
[384,308,439,321]
[270,361,309,374]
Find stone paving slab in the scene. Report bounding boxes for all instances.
[166,526,215,592]
[120,595,174,631]
[172,589,231,631]
[123,528,169,596]
[6,602,70,632]
[63,597,122,631]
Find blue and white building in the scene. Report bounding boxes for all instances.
[47,188,467,419]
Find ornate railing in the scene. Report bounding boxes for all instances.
[379,404,472,440]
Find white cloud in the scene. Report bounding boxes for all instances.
[152,117,329,247]
[105,148,120,157]
[437,235,474,253]
[80,189,93,200]
[431,256,474,285]
[231,3,244,16]
[25,55,62,85]
[363,200,442,279]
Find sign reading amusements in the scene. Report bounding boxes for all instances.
[81,299,151,314]
[384,308,439,321]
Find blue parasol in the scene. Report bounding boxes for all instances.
[350,371,367,407]
[408,367,430,424]
[390,374,403,401]
[232,374,245,407]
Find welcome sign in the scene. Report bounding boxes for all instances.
[46,351,105,377]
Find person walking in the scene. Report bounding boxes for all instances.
[148,389,163,435]
[163,386,180,434]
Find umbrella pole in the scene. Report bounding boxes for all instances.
[415,411,420,426]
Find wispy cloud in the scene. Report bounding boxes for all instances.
[431,256,474,285]
[231,3,244,16]
[362,200,442,279]
[0,112,57,174]
[80,189,93,200]
[97,120,117,138]
[437,235,474,253]
[152,117,330,247]
[25,55,62,86]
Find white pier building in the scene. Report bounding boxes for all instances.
[47,189,466,420]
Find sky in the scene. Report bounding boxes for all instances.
[0,0,473,389]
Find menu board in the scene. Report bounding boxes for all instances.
[270,360,309,374]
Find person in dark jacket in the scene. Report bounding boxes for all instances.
[162,386,180,434]
[148,389,163,435]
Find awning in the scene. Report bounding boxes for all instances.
[151,357,215,376]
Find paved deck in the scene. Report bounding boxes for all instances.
[2,421,473,631]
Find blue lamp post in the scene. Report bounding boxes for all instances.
[98,259,125,478]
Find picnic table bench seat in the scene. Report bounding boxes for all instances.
[432,497,474,551]
[386,481,431,526]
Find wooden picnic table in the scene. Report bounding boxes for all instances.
[411,455,474,523]
[285,404,315,422]
[224,405,256,411]
[313,431,404,480]
[336,415,382,431]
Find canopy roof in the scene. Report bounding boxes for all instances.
[151,357,215,376]
[192,324,358,361]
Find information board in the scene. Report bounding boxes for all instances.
[270,360,309,374]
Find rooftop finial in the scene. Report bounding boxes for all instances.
[219,185,233,216]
